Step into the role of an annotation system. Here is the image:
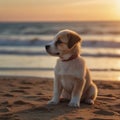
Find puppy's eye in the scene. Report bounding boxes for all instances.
[55,39,63,46]
[57,40,63,44]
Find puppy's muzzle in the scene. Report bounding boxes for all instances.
[45,45,59,56]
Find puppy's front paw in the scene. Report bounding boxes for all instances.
[47,99,59,105]
[68,101,80,108]
[68,96,80,108]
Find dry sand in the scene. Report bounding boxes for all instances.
[0,76,119,120]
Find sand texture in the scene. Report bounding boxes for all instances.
[0,77,119,120]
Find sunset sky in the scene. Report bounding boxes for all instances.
[0,0,120,21]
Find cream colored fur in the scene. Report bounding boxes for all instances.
[45,29,98,107]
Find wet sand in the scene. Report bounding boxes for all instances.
[0,76,119,120]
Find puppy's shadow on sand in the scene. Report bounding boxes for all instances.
[15,99,90,120]
[0,100,82,120]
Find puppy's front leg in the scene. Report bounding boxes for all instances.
[69,78,85,107]
[48,75,62,105]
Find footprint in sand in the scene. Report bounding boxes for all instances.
[18,86,31,89]
[13,100,28,105]
[75,117,84,120]
[20,81,33,85]
[23,95,39,101]
[23,95,50,101]
[36,92,44,95]
[0,113,16,120]
[37,97,50,101]
[114,103,120,114]
[114,103,120,108]
[34,106,54,112]
[1,101,9,105]
[105,94,114,97]
[99,84,114,89]
[0,107,10,113]
[93,109,115,116]
[10,89,27,94]
[99,83,119,89]
[3,93,14,97]
[97,96,116,101]
[90,118,111,120]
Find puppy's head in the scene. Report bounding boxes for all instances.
[45,29,82,57]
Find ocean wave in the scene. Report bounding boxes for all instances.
[82,40,120,48]
[0,39,119,48]
[0,49,119,58]
[1,29,120,35]
[17,29,120,35]
[0,39,48,46]
[0,22,120,35]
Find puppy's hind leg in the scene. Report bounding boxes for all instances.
[85,83,98,105]
[69,79,86,107]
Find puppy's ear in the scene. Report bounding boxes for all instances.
[67,32,81,49]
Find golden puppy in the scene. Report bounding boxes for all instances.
[45,29,98,107]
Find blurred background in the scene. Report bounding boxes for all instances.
[0,0,120,80]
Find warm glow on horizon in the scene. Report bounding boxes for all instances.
[114,0,120,19]
[0,0,120,22]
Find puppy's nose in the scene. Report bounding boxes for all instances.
[45,45,50,50]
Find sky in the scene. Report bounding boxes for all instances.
[0,0,120,21]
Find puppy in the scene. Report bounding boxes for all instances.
[45,29,98,107]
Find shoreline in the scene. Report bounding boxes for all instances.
[0,76,120,120]
[0,75,119,82]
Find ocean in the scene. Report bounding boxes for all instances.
[0,21,120,81]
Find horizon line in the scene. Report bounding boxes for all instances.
[0,20,120,23]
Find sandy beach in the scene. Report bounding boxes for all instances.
[0,76,119,120]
